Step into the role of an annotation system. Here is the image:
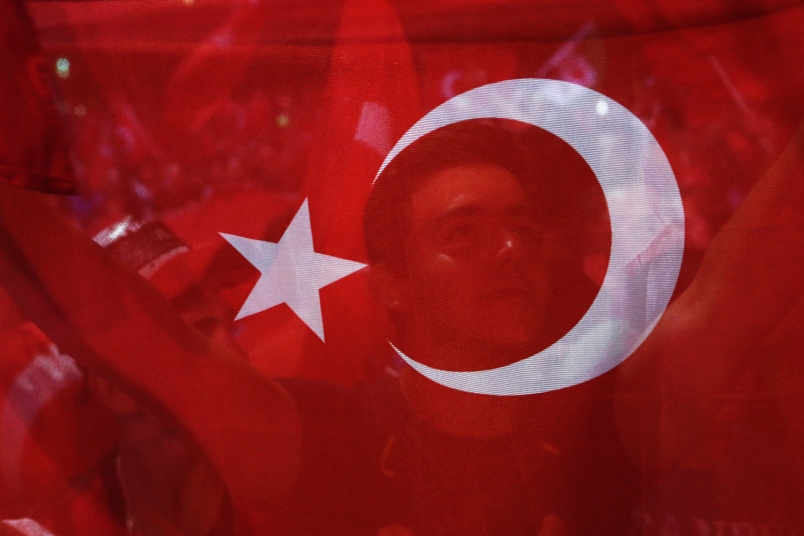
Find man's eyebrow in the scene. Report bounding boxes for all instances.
[507,206,543,229]
[423,203,536,229]
[504,204,536,218]
[426,205,485,228]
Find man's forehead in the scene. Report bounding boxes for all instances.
[408,163,531,227]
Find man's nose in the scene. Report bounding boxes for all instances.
[493,221,544,268]
[495,227,525,265]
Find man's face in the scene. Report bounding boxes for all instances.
[397,164,549,369]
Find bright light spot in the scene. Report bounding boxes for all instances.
[212,32,232,48]
[55,57,70,78]
[277,113,290,128]
[74,104,86,117]
[182,0,194,6]
[596,100,609,116]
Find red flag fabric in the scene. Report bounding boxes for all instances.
[1,0,804,535]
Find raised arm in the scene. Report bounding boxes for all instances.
[0,184,301,530]
[616,122,804,475]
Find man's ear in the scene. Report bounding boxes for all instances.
[368,264,411,314]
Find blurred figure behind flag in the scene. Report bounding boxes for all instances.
[0,0,74,196]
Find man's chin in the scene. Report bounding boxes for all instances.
[492,320,550,355]
[461,329,542,368]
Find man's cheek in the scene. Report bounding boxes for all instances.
[409,254,461,296]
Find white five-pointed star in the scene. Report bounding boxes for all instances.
[220,199,366,341]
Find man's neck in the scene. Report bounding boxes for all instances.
[399,364,524,439]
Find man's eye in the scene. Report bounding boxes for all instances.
[514,223,538,240]
[509,216,541,242]
[444,223,478,244]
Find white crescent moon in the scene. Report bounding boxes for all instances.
[373,78,685,396]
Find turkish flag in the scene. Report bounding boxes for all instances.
[1,0,804,535]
